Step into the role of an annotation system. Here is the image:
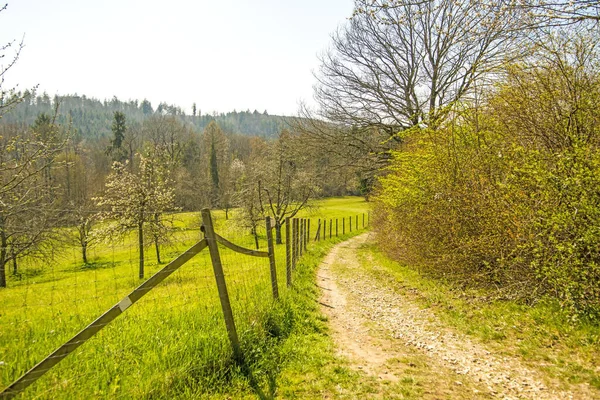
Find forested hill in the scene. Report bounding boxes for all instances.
[0,93,286,138]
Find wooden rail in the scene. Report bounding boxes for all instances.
[0,239,209,399]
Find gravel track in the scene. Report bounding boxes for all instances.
[318,233,591,399]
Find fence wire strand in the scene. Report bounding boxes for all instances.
[0,209,370,399]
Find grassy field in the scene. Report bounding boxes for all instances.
[0,196,370,399]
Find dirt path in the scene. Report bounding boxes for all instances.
[318,233,589,399]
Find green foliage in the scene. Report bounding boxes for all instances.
[374,33,600,319]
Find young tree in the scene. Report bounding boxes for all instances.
[55,133,101,265]
[94,152,176,279]
[231,158,263,248]
[255,132,318,244]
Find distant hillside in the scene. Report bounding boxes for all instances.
[0,93,288,138]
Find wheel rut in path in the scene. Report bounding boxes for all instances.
[318,233,590,399]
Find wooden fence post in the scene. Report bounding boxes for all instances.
[303,219,308,252]
[336,218,338,237]
[317,219,321,241]
[304,219,307,251]
[265,216,279,299]
[296,218,300,259]
[356,215,358,231]
[329,219,332,239]
[285,217,291,287]
[201,209,241,361]
[296,218,300,262]
[343,217,345,235]
[292,218,297,269]
[349,216,352,232]
[307,219,311,245]
[299,218,304,257]
[363,213,365,228]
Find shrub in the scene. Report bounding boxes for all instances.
[374,33,600,319]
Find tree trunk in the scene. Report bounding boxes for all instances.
[153,213,161,264]
[154,236,161,264]
[12,254,17,276]
[79,221,90,264]
[275,220,283,245]
[138,221,144,279]
[82,241,88,264]
[225,206,229,220]
[252,226,259,250]
[0,231,7,288]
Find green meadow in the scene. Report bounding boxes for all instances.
[0,196,370,399]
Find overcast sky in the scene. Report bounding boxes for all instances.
[0,0,354,116]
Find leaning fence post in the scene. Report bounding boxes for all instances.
[201,208,241,361]
[265,216,279,299]
[285,217,291,287]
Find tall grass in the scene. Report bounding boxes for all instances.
[0,196,370,398]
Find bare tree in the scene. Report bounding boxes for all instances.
[497,0,600,28]
[0,4,29,118]
[0,119,67,287]
[230,158,263,249]
[315,0,521,132]
[256,131,319,244]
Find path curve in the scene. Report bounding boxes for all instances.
[318,233,590,399]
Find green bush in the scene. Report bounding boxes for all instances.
[374,34,600,319]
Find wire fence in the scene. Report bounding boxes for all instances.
[0,209,370,399]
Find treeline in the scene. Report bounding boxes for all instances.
[2,93,284,139]
[0,102,362,287]
[302,0,600,319]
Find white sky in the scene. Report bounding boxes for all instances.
[0,0,354,116]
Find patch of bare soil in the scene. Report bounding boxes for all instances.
[319,233,592,399]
